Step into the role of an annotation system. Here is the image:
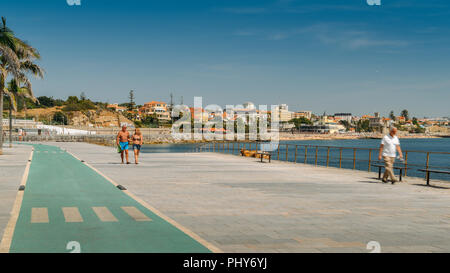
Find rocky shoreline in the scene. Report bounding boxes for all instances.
[14,132,446,146]
[278,133,443,141]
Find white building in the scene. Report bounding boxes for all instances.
[274,104,293,122]
[334,113,352,123]
[292,111,312,120]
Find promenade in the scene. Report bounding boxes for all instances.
[1,142,450,252]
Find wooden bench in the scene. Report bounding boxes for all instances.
[371,164,409,182]
[240,149,271,163]
[256,151,272,163]
[418,169,450,186]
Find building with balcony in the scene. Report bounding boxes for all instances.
[334,113,352,123]
[292,111,312,120]
[274,104,293,122]
[140,101,171,121]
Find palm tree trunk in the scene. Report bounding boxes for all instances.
[0,89,3,155]
[9,101,12,147]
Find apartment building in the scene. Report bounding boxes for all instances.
[140,101,171,121]
[292,111,312,120]
[274,104,293,122]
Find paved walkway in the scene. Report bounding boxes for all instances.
[0,144,32,241]
[48,142,450,253]
[0,144,211,253]
[1,142,450,252]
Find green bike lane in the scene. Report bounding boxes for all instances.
[8,144,211,253]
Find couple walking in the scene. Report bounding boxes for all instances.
[117,125,143,164]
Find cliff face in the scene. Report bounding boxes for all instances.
[17,107,133,127]
[67,109,133,127]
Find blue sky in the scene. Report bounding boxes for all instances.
[2,0,450,117]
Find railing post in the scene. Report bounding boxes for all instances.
[286,144,289,161]
[315,146,318,166]
[425,152,430,180]
[353,148,356,170]
[368,149,372,172]
[339,148,343,168]
[404,151,408,176]
[277,144,280,160]
[304,146,308,164]
[294,145,298,163]
[326,147,330,167]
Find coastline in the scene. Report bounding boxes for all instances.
[278,133,444,141]
[15,131,446,146]
[137,133,445,145]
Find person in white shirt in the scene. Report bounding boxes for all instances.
[378,127,403,183]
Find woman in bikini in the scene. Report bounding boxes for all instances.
[132,128,143,164]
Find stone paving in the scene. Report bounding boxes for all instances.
[3,142,450,253]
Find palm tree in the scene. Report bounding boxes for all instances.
[0,17,19,154]
[5,52,43,147]
[5,78,39,146]
[0,17,41,154]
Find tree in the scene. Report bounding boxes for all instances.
[36,96,55,107]
[66,96,79,104]
[5,78,39,145]
[128,90,135,111]
[389,110,395,121]
[0,17,20,154]
[356,119,371,132]
[400,109,409,121]
[141,113,159,128]
[5,49,43,146]
[339,120,351,131]
[290,117,312,129]
[52,111,68,125]
[1,17,42,154]
[411,117,425,133]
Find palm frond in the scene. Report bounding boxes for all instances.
[0,44,19,74]
[8,78,38,104]
[20,60,44,78]
[18,86,37,103]
[13,38,41,60]
[0,29,17,51]
[3,88,17,111]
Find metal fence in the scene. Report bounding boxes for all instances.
[196,141,450,181]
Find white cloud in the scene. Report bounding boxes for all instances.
[220,7,267,14]
[234,23,410,49]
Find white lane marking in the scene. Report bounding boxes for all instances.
[92,207,118,222]
[121,206,152,222]
[62,207,84,223]
[31,208,49,223]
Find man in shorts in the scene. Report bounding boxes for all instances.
[117,125,131,164]
[378,127,403,183]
